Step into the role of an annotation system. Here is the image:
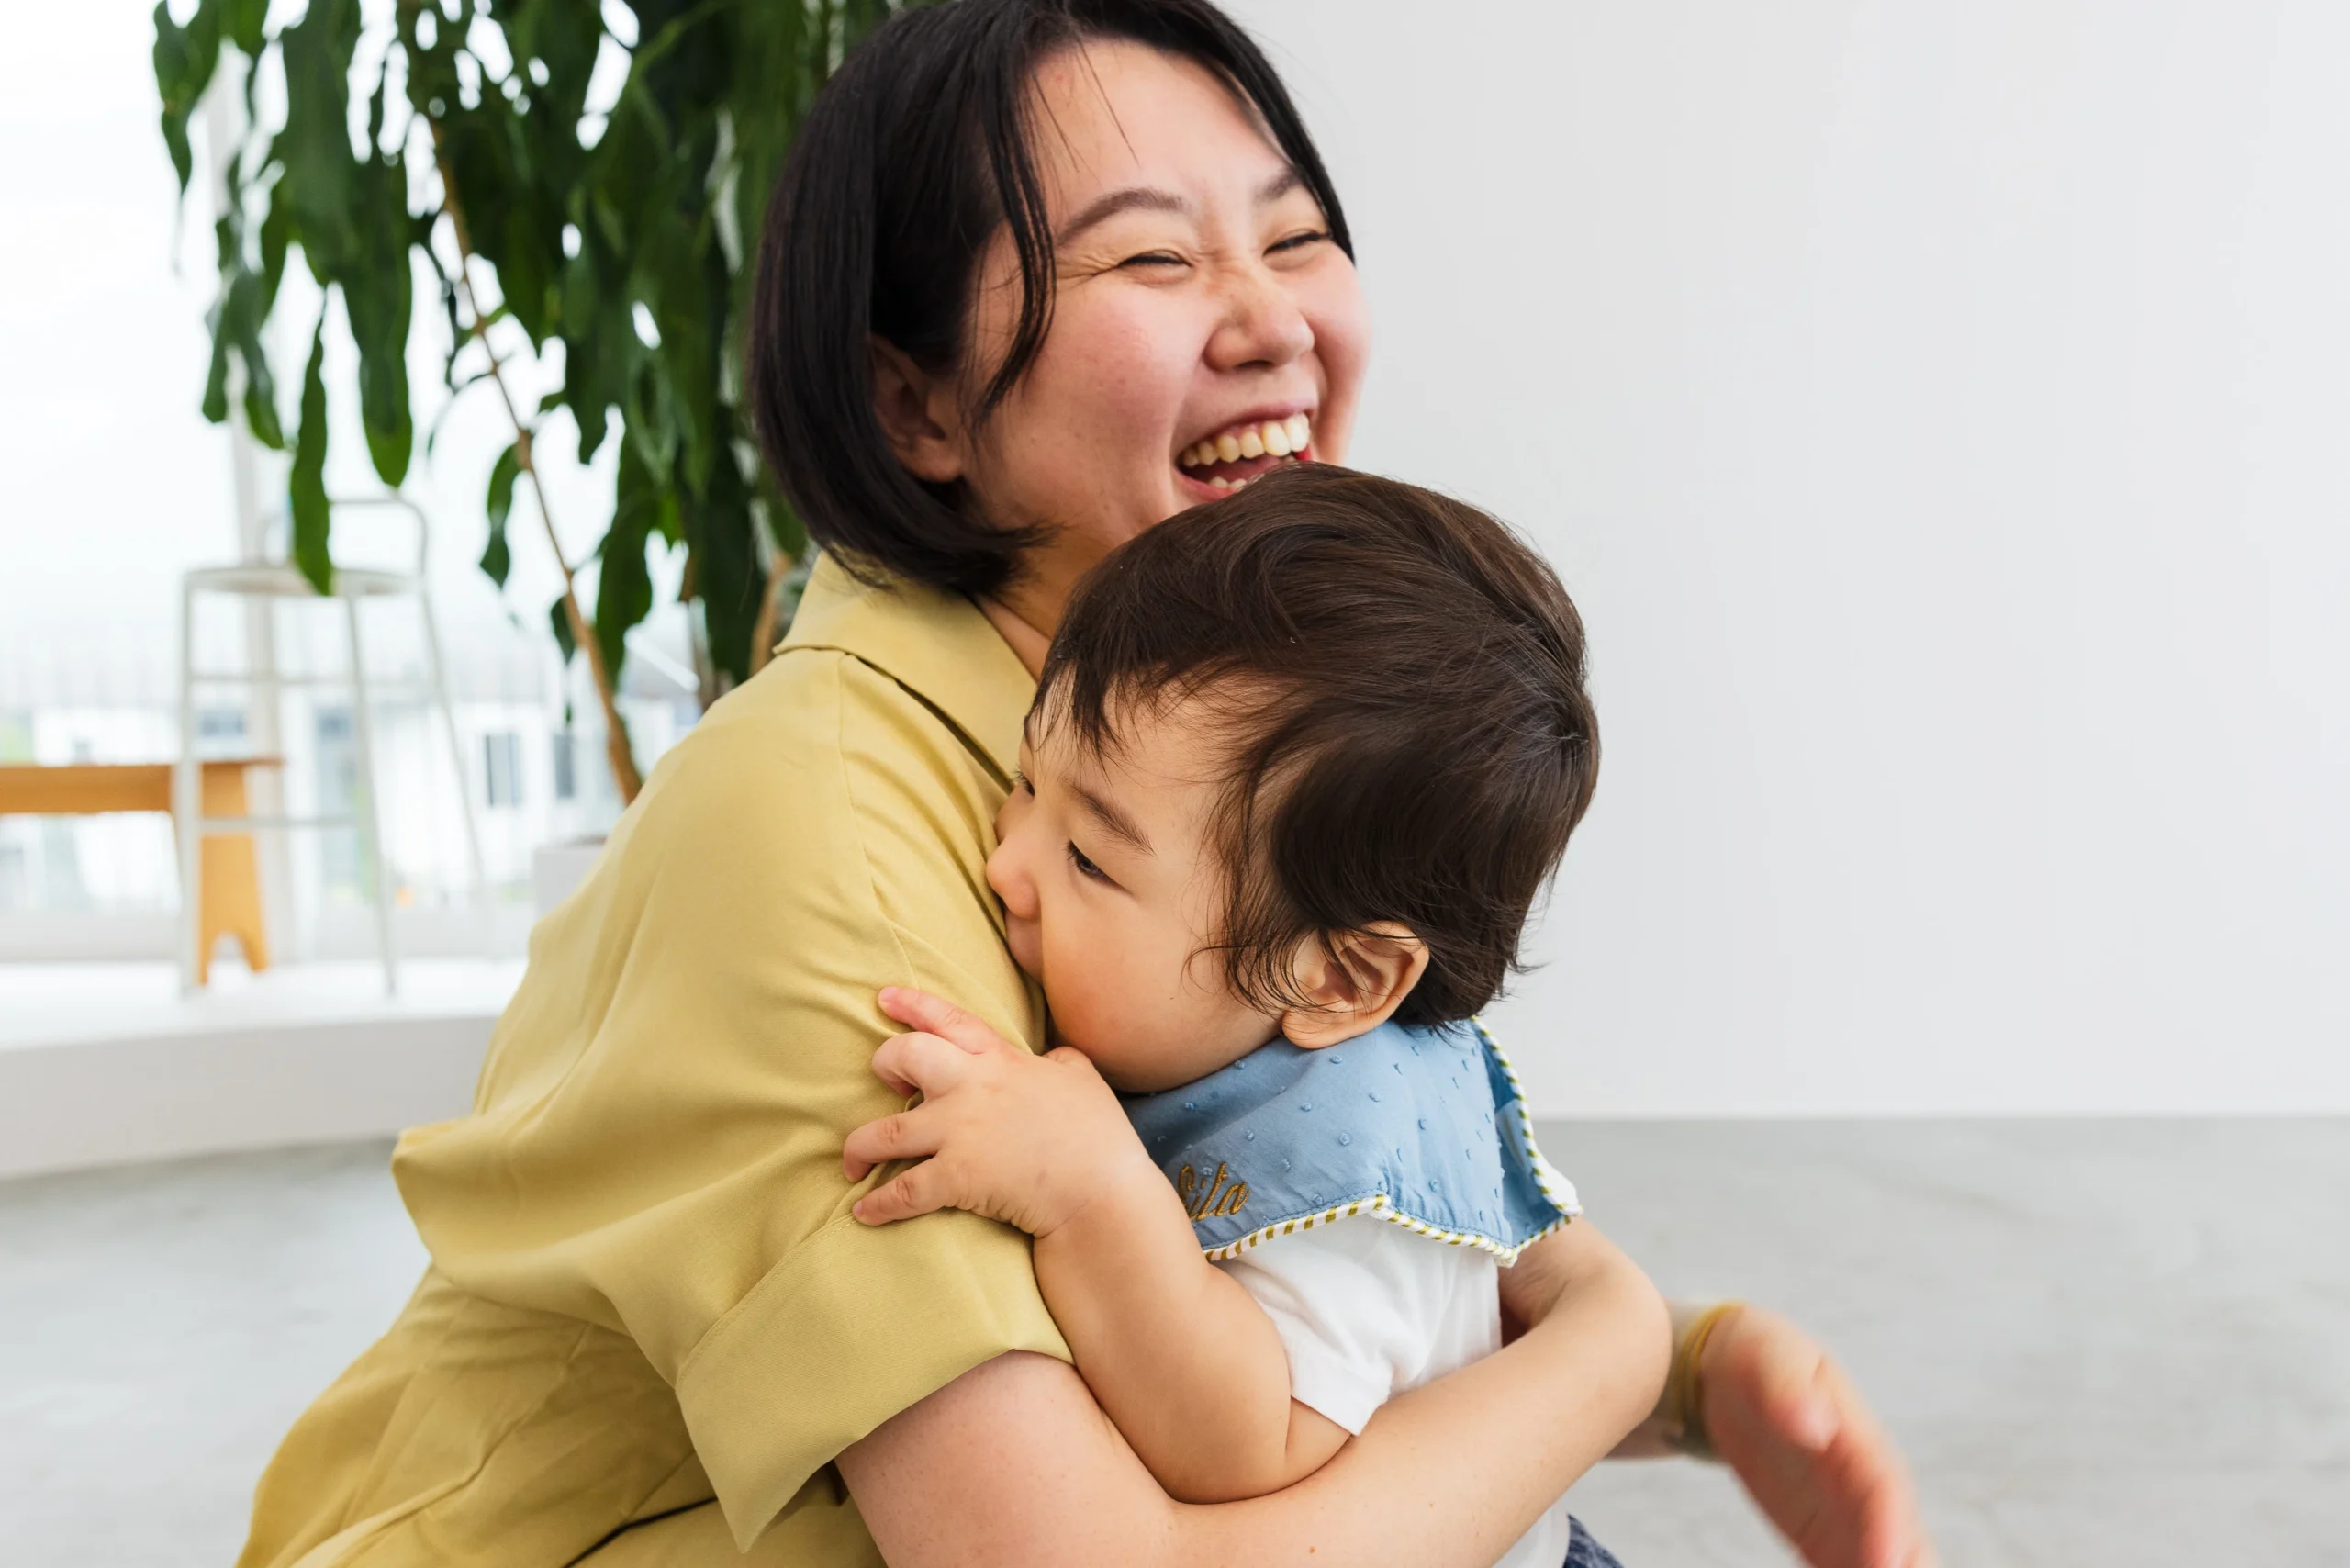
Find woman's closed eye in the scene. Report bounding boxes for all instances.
[1117,249,1187,271]
[1268,228,1330,256]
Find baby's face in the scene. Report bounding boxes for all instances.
[986,697,1281,1092]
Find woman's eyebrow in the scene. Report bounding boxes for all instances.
[1255,166,1304,206]
[1057,185,1191,244]
[1055,170,1305,246]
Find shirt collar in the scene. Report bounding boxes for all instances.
[779,553,1035,784]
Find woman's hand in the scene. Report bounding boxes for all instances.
[1700,1304,1937,1568]
[842,986,1165,1237]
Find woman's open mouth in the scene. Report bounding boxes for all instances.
[1176,412,1315,491]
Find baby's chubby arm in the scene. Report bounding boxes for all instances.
[843,987,1347,1502]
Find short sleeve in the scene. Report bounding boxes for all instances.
[1211,1215,1498,1435]
[391,645,1069,1550]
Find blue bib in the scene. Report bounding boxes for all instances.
[1121,1019,1579,1262]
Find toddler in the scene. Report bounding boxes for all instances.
[842,464,1667,1566]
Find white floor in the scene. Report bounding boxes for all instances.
[0,959,521,1179]
[2,1121,2342,1567]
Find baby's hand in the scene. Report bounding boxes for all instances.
[843,986,1163,1238]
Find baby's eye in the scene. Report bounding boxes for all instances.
[1067,841,1110,882]
[1010,771,1035,797]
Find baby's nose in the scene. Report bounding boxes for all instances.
[984,835,1032,915]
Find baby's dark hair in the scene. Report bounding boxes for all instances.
[1035,463,1599,1026]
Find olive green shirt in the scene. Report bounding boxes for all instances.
[238,556,1069,1566]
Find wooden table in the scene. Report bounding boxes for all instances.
[0,760,279,984]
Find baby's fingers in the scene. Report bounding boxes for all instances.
[878,987,1021,1059]
[851,1159,951,1226]
[842,1107,939,1183]
[870,1029,978,1099]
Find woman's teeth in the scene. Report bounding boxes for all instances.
[1178,414,1314,481]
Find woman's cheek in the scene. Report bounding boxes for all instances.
[1065,294,1209,465]
[1037,295,1180,434]
[1301,262,1372,461]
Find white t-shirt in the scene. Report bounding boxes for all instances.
[1215,1215,1576,1568]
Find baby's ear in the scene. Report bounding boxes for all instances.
[1280,923,1430,1049]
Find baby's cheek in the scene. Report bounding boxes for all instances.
[1037,939,1118,1052]
[1040,987,1168,1094]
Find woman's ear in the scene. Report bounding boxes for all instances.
[867,337,967,484]
[1280,922,1431,1050]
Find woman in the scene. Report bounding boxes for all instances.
[239,4,1931,1565]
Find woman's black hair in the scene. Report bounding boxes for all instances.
[747,0,1354,598]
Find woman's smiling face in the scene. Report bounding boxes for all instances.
[896,39,1371,627]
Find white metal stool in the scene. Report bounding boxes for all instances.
[174,497,485,996]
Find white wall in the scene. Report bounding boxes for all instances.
[1228,0,2350,1114]
[10,5,2344,1118]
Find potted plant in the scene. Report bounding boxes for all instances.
[154,0,928,808]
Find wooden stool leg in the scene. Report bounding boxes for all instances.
[198,764,270,981]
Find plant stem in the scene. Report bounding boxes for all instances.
[425,125,643,804]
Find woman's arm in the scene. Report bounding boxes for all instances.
[839,1217,1669,1568]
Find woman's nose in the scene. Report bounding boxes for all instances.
[1205,263,1315,373]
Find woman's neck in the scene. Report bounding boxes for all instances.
[979,539,1110,678]
[978,592,1054,679]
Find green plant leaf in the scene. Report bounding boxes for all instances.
[257,198,290,313]
[478,529,510,588]
[638,218,719,494]
[275,0,361,278]
[549,597,576,665]
[201,262,285,447]
[241,371,286,452]
[153,0,222,195]
[598,439,661,682]
[200,305,233,426]
[480,443,520,586]
[229,274,285,448]
[288,316,333,594]
[222,0,265,56]
[685,442,758,686]
[346,158,415,484]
